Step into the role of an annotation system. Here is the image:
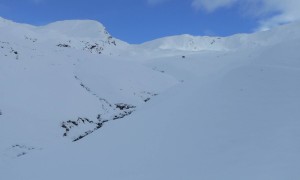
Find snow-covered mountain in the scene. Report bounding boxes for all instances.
[0,17,129,57]
[0,17,300,180]
[141,21,300,52]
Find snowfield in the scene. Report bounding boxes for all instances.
[0,17,300,180]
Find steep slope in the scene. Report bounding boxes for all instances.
[1,17,300,180]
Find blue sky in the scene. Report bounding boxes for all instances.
[0,0,299,43]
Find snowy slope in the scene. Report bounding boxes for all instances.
[1,17,300,180]
[0,17,178,145]
[141,21,300,52]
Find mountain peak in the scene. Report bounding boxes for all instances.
[42,19,108,39]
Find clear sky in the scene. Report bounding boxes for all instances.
[0,0,299,44]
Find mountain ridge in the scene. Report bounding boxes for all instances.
[2,16,300,47]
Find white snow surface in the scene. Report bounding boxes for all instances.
[0,17,300,180]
